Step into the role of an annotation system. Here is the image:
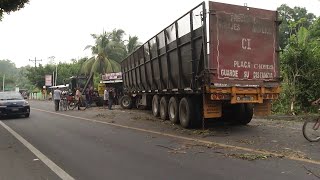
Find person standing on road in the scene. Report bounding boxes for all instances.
[85,87,90,107]
[53,87,62,111]
[75,88,82,110]
[89,86,93,105]
[108,89,114,110]
[104,88,109,108]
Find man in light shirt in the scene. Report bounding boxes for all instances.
[75,88,82,110]
[53,87,62,111]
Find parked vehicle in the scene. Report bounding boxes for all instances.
[120,1,281,128]
[0,91,30,118]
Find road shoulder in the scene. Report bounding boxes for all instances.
[0,120,60,180]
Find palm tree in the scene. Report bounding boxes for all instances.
[109,29,125,43]
[82,31,121,93]
[83,31,120,75]
[127,35,141,54]
[105,29,127,63]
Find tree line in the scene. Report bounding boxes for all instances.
[273,4,320,114]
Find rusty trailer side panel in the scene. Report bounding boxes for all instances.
[121,3,206,93]
[208,2,280,87]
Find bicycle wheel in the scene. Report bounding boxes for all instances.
[302,119,320,142]
[78,100,87,110]
[62,100,68,111]
[68,100,76,110]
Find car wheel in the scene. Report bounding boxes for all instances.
[25,113,30,118]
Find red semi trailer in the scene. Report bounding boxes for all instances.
[120,1,281,128]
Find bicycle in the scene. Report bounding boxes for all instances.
[302,99,320,142]
[59,96,68,111]
[68,95,87,110]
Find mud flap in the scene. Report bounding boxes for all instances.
[203,95,222,118]
[254,100,271,116]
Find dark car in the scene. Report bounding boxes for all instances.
[0,91,30,118]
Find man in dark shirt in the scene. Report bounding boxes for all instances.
[108,89,114,110]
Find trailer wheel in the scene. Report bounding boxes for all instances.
[239,104,253,125]
[192,96,203,128]
[152,95,160,117]
[168,97,179,124]
[120,95,133,109]
[179,97,194,128]
[160,97,168,120]
[228,104,253,125]
[135,97,142,109]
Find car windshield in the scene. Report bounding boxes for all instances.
[0,92,24,100]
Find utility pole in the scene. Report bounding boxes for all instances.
[52,71,55,86]
[29,57,42,68]
[2,74,5,92]
[55,65,58,86]
[48,56,56,86]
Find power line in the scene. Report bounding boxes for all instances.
[29,57,42,68]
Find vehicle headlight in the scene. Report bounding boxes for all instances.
[23,101,29,106]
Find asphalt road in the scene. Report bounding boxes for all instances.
[0,100,319,180]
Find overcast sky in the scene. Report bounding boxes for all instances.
[0,0,319,68]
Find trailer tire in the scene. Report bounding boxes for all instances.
[168,97,179,124]
[239,104,253,125]
[192,96,203,128]
[160,97,169,120]
[152,95,160,117]
[229,104,253,125]
[120,95,133,109]
[135,97,142,109]
[179,97,194,128]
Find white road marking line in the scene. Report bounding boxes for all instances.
[0,121,75,180]
[32,107,320,166]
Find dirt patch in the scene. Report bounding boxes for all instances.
[131,116,157,122]
[272,148,310,160]
[192,129,215,138]
[261,114,318,122]
[226,153,272,161]
[95,112,116,120]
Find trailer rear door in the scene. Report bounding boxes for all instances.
[208,1,279,86]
